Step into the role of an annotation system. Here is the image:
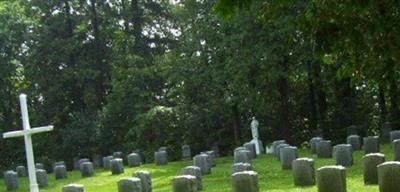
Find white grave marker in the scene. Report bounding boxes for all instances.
[3,94,53,192]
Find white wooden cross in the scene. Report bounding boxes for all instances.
[3,94,53,192]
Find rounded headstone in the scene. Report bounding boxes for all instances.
[316,140,332,158]
[135,171,152,192]
[172,175,198,192]
[3,170,19,190]
[335,144,353,167]
[35,163,44,170]
[232,163,252,174]
[378,161,400,192]
[62,184,84,192]
[364,136,380,154]
[78,158,90,168]
[316,165,346,192]
[276,143,290,160]
[182,166,202,190]
[54,165,68,179]
[231,171,259,192]
[80,162,94,177]
[36,169,48,188]
[111,158,124,175]
[390,130,400,142]
[16,166,27,177]
[154,151,168,165]
[243,142,257,159]
[127,153,142,167]
[103,156,113,169]
[363,153,385,184]
[346,135,361,150]
[280,146,298,170]
[118,177,142,192]
[292,158,315,186]
[381,122,392,143]
[234,149,252,164]
[310,137,322,154]
[193,154,211,175]
[182,145,192,160]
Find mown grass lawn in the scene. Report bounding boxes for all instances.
[1,144,394,192]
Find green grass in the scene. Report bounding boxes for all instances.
[1,144,395,192]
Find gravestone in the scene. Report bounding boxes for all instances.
[182,166,202,190]
[316,166,346,192]
[390,130,400,142]
[127,153,141,167]
[231,171,259,192]
[292,158,315,186]
[381,122,392,143]
[394,139,400,161]
[16,166,27,177]
[154,151,168,165]
[193,154,211,175]
[78,158,90,169]
[234,149,252,164]
[118,177,142,192]
[111,158,124,175]
[201,151,216,167]
[378,161,400,192]
[249,117,264,154]
[35,163,44,170]
[347,125,358,136]
[4,170,19,190]
[62,184,84,192]
[272,140,286,156]
[103,156,113,169]
[243,142,257,159]
[280,146,298,170]
[172,175,198,192]
[316,140,332,158]
[92,154,102,168]
[276,143,290,160]
[363,153,385,184]
[133,149,146,164]
[113,151,124,159]
[36,169,48,188]
[335,144,353,166]
[346,135,361,150]
[54,165,68,180]
[310,137,322,154]
[135,171,152,192]
[158,146,167,152]
[364,136,380,154]
[54,161,66,168]
[232,163,252,174]
[80,162,94,177]
[182,145,191,160]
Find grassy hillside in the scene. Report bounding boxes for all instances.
[1,144,394,192]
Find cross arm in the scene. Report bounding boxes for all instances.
[3,125,54,139]
[3,130,25,138]
[29,125,54,135]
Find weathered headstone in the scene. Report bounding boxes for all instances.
[335,144,353,167]
[135,171,152,192]
[232,163,252,174]
[80,162,94,177]
[390,130,400,142]
[234,149,252,164]
[316,166,346,192]
[182,166,202,190]
[172,175,198,192]
[243,142,257,159]
[292,158,315,186]
[280,146,298,170]
[118,177,142,192]
[316,140,332,158]
[276,143,290,160]
[3,170,19,190]
[78,158,90,170]
[103,156,113,169]
[201,151,216,167]
[127,153,141,167]
[16,166,27,177]
[182,145,191,160]
[364,136,380,154]
[154,151,168,165]
[35,163,44,170]
[347,125,358,136]
[54,165,68,180]
[272,140,286,156]
[111,158,124,175]
[310,137,322,154]
[231,171,259,192]
[363,153,385,184]
[378,161,400,192]
[194,154,211,175]
[62,184,84,192]
[381,122,392,143]
[36,169,48,188]
[346,135,361,150]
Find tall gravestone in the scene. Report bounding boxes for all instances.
[182,166,202,190]
[378,161,400,192]
[111,158,124,175]
[316,166,346,192]
[363,153,385,184]
[381,122,392,143]
[234,149,252,164]
[292,158,315,186]
[364,136,380,154]
[316,140,332,158]
[172,175,198,192]
[36,169,48,188]
[182,145,192,160]
[135,171,152,192]
[335,144,353,166]
[276,143,290,160]
[310,137,322,154]
[231,171,259,192]
[193,154,211,175]
[4,170,19,190]
[280,146,298,170]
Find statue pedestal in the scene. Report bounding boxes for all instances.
[250,139,264,155]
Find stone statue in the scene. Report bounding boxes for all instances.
[250,117,259,139]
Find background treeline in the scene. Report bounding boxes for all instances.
[1,0,399,170]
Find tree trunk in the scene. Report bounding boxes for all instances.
[378,82,387,123]
[307,61,318,131]
[277,60,291,143]
[232,104,241,146]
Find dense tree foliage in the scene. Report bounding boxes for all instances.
[0,0,398,170]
